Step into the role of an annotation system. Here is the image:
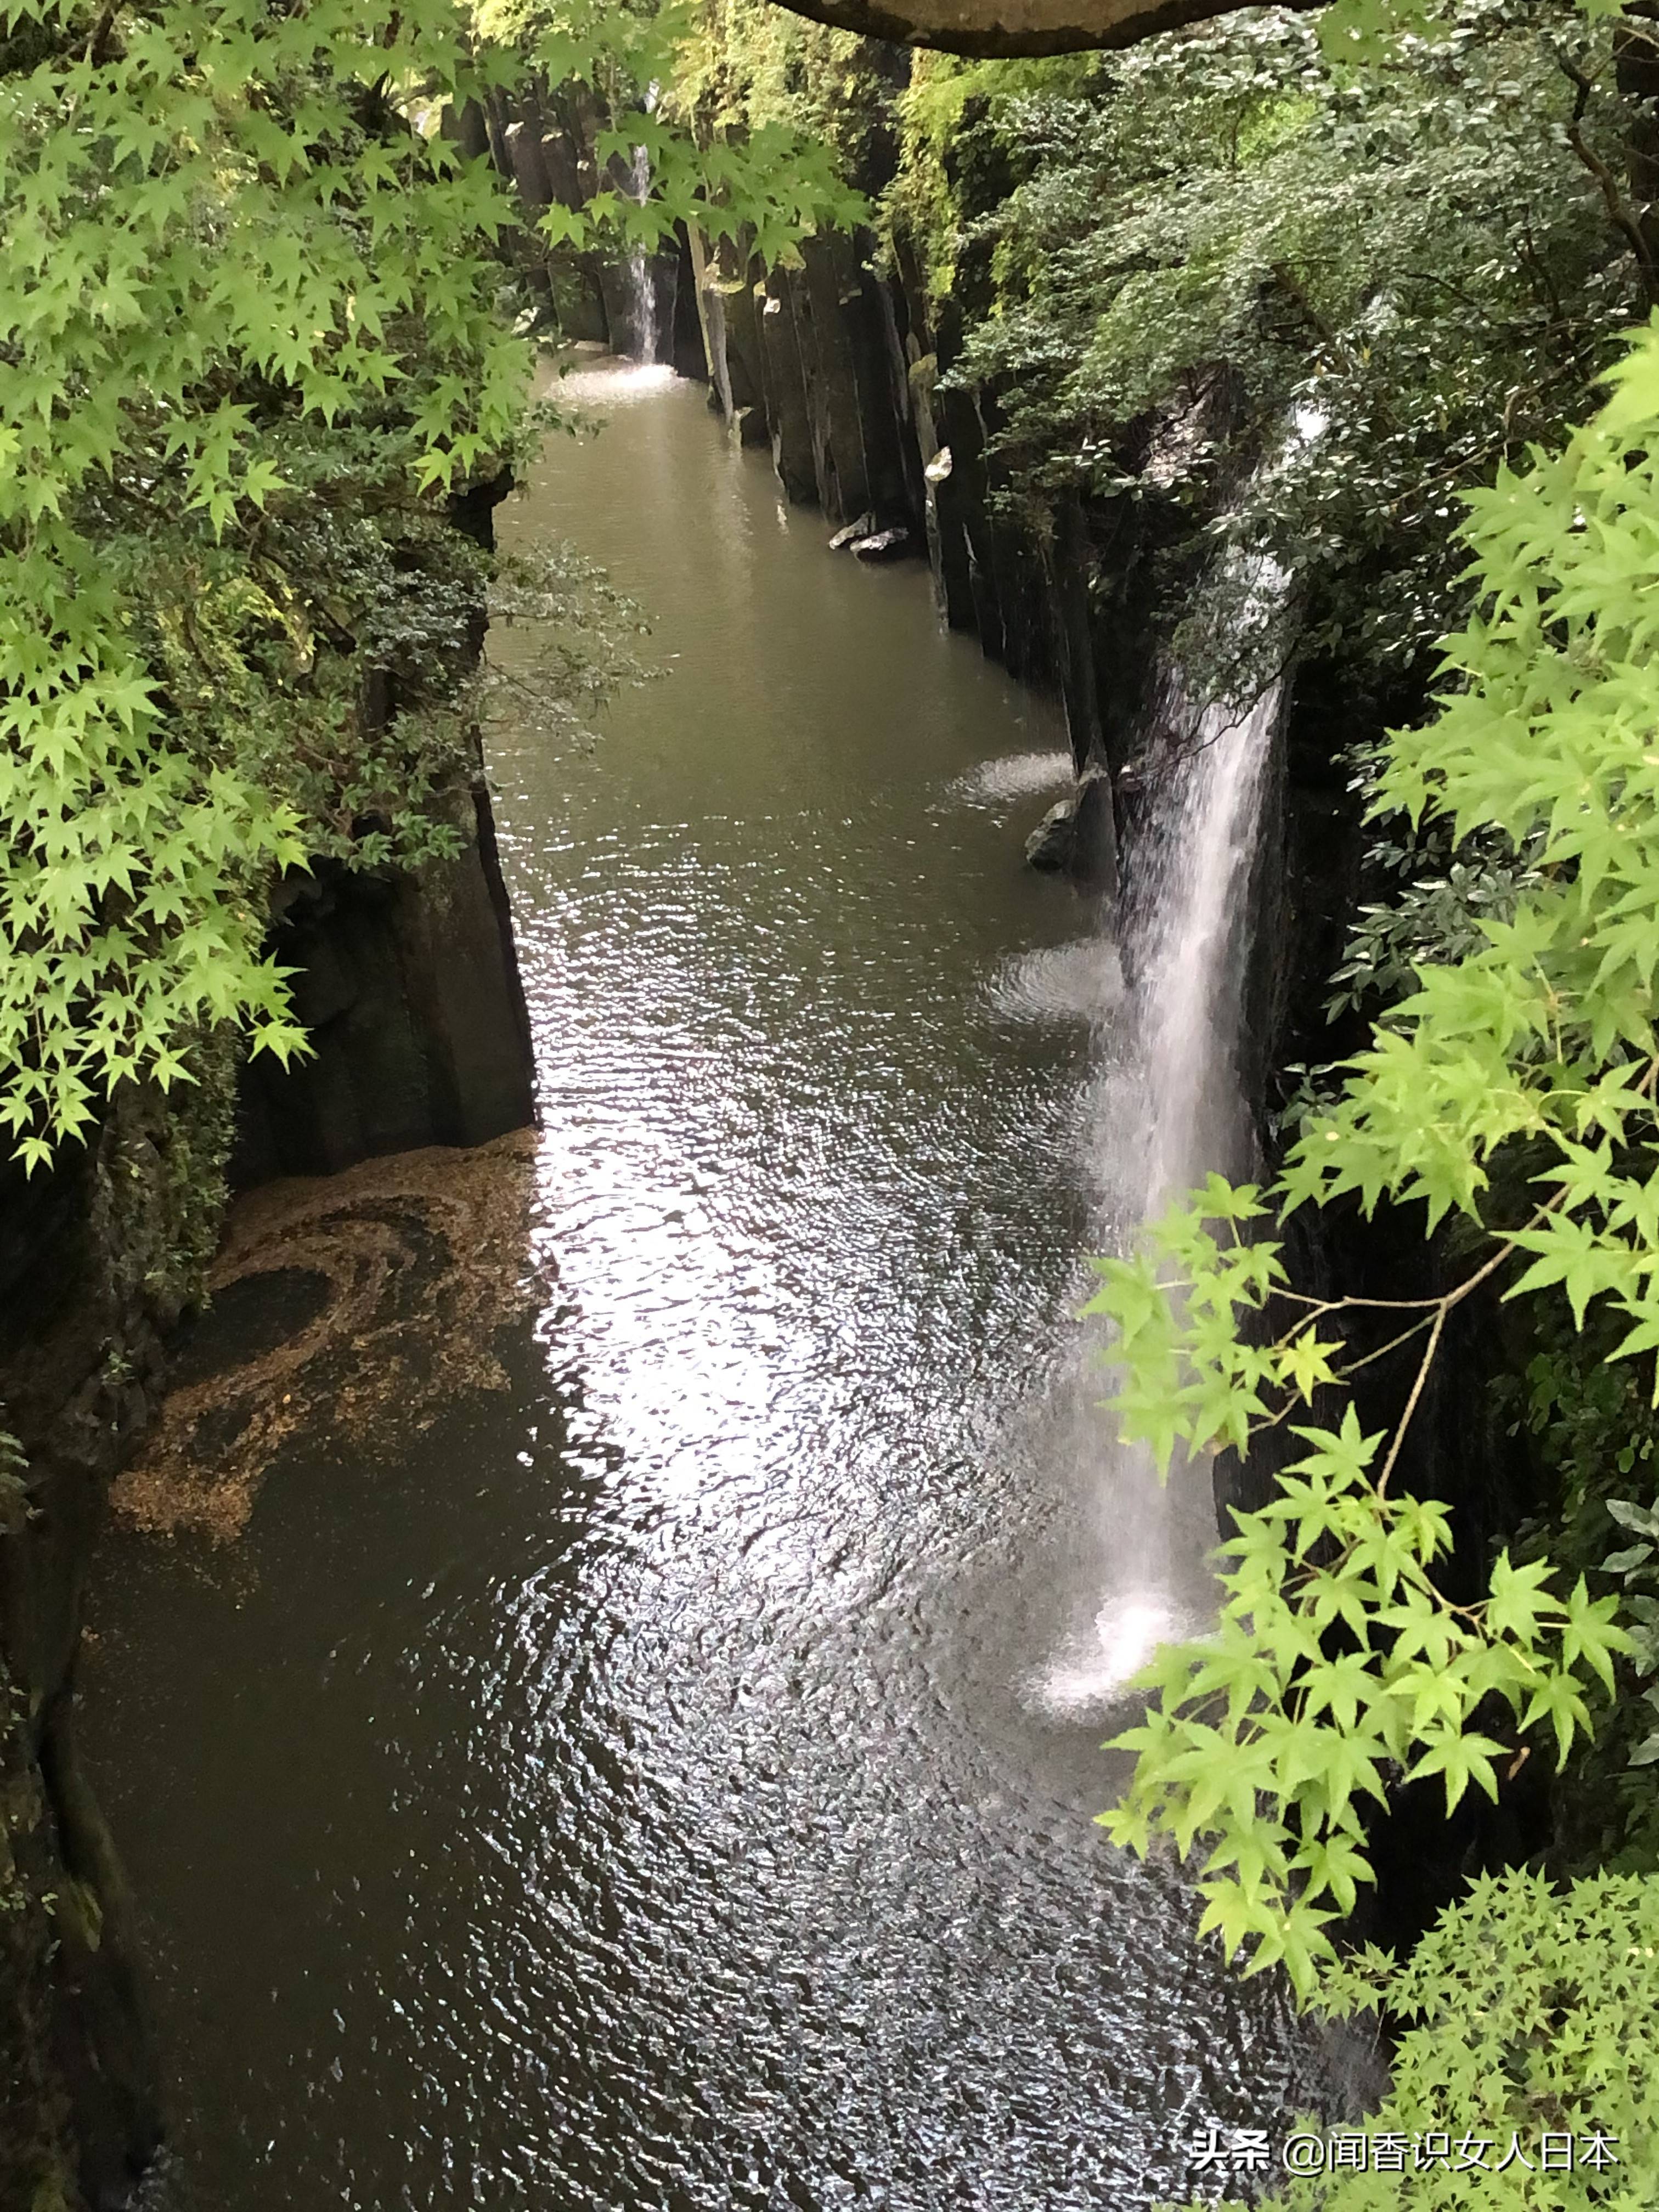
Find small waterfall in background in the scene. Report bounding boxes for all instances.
[1035,541,1291,1713]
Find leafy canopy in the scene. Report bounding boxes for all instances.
[0,0,532,1166]
[1172,1866,1659,2209]
[919,0,1638,684]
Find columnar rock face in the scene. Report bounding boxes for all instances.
[756,266,821,503]
[229,469,537,1182]
[233,783,536,1183]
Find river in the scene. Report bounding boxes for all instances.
[82,359,1342,2210]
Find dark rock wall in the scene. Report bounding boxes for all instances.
[235,469,533,1184]
[1,1103,194,2212]
[232,781,535,1184]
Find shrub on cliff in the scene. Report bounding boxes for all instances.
[902,2,1639,693]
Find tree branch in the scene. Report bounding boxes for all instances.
[1555,48,1659,306]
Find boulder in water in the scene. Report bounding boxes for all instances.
[1025,798,1076,872]
[851,528,912,562]
[1023,763,1116,889]
[828,511,876,550]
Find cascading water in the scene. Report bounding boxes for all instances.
[1035,546,1290,1711]
[1135,599,1286,1207]
[625,143,656,365]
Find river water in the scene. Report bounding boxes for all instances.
[82,361,1342,2210]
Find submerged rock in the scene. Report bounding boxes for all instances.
[851,527,912,562]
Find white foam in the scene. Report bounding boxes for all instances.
[952,749,1076,806]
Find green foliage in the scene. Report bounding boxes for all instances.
[884,47,1091,298]
[1475,1325,1659,1870]
[1101,1357,1624,1992]
[86,413,500,869]
[1323,816,1545,1026]
[891,0,1639,692]
[1172,1866,1659,2209]
[1,0,530,1165]
[116,1033,240,1313]
[1091,317,1659,1986]
[583,105,861,266]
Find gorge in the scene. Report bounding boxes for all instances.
[6,3,1659,2205]
[75,351,1345,2210]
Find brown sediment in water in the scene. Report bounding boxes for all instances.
[112,1129,541,1544]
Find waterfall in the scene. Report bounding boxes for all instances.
[1133,583,1286,1209]
[622,96,659,365]
[1036,540,1291,1713]
[1121,427,1319,1212]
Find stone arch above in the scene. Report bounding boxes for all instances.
[760,0,1317,58]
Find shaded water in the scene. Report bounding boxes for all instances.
[82,362,1342,2210]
